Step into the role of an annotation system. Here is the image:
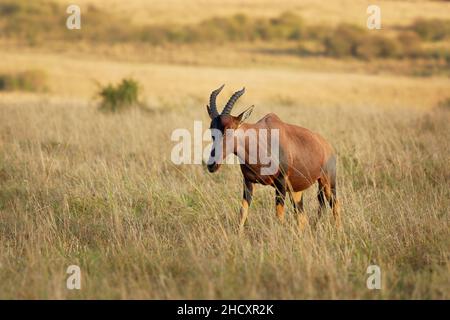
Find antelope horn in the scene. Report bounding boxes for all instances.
[222,87,245,115]
[208,84,224,118]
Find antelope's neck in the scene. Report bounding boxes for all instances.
[232,123,255,158]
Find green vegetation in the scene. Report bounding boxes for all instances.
[98,78,141,112]
[0,70,47,92]
[323,24,422,60]
[438,97,450,110]
[412,18,450,41]
[0,0,128,44]
[0,0,63,44]
[1,0,449,62]
[135,12,305,44]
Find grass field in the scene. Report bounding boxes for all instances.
[0,97,448,299]
[0,0,449,299]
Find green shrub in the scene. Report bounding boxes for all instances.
[2,1,445,62]
[268,12,304,40]
[137,12,304,44]
[0,0,129,45]
[324,24,402,59]
[324,24,366,57]
[305,25,333,41]
[139,25,172,45]
[397,31,422,58]
[98,78,141,112]
[199,14,263,42]
[438,97,450,110]
[0,0,60,43]
[427,48,450,62]
[412,19,450,41]
[0,70,47,92]
[356,35,400,60]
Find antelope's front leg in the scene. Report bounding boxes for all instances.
[239,178,253,232]
[274,177,286,222]
[291,191,308,231]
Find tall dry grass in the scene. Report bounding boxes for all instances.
[0,96,448,299]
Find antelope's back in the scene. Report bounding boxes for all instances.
[258,113,334,190]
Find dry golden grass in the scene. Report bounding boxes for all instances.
[0,95,449,299]
[1,48,449,111]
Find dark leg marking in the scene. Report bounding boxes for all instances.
[239,178,253,231]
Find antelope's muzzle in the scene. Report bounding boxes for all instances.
[207,162,220,173]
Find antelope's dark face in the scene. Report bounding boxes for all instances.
[207,115,239,173]
[205,85,254,173]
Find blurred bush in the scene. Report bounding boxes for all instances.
[98,78,141,112]
[438,97,450,110]
[0,0,129,45]
[259,12,304,41]
[412,19,450,41]
[397,31,422,58]
[304,25,333,42]
[138,12,305,44]
[323,24,422,60]
[356,36,400,60]
[0,1,59,40]
[1,0,449,62]
[0,70,47,92]
[324,24,366,57]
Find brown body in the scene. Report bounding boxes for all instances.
[206,86,341,231]
[238,113,333,190]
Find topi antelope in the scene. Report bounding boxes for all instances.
[205,85,341,231]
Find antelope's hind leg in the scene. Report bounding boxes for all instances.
[316,180,327,224]
[239,178,253,232]
[328,179,341,228]
[320,156,341,227]
[291,191,308,231]
[274,177,286,223]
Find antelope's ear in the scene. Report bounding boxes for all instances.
[237,105,254,124]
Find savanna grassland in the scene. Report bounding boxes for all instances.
[0,0,449,299]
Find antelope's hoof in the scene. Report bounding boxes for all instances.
[334,219,342,229]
